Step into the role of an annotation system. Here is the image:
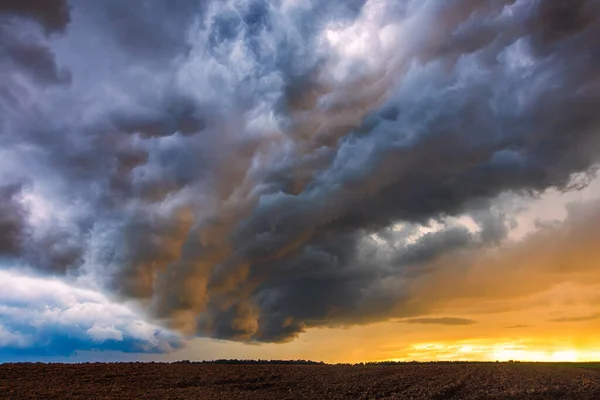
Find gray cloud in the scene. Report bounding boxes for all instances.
[0,0,71,91]
[400,318,477,326]
[1,0,600,346]
[0,182,28,256]
[72,0,204,64]
[0,27,71,86]
[0,0,70,34]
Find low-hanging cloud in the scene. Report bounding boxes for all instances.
[0,271,183,359]
[401,318,477,326]
[1,0,600,347]
[550,314,600,323]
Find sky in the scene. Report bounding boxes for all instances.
[1,0,600,363]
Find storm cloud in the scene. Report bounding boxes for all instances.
[0,182,28,256]
[1,0,600,348]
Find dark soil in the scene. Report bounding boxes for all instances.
[1,362,600,399]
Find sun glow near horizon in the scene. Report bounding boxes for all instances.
[384,350,599,364]
[381,341,600,363]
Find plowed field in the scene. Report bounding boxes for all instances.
[2,362,600,399]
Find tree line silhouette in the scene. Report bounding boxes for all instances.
[172,359,326,365]
[170,359,514,365]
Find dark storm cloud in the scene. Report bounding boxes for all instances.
[529,0,595,51]
[2,0,600,346]
[23,227,83,274]
[0,0,70,34]
[0,0,71,90]
[400,318,477,326]
[0,27,71,86]
[0,182,28,256]
[74,0,205,62]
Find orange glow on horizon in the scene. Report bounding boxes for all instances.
[381,340,600,363]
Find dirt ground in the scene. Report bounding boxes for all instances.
[1,362,600,399]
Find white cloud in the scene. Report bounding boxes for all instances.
[0,270,182,358]
[87,325,124,342]
[0,325,29,348]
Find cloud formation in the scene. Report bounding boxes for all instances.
[401,318,477,326]
[0,182,27,256]
[0,271,182,359]
[0,0,70,34]
[403,199,600,317]
[1,0,599,348]
[550,314,600,323]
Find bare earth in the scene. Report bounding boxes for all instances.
[2,363,600,399]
